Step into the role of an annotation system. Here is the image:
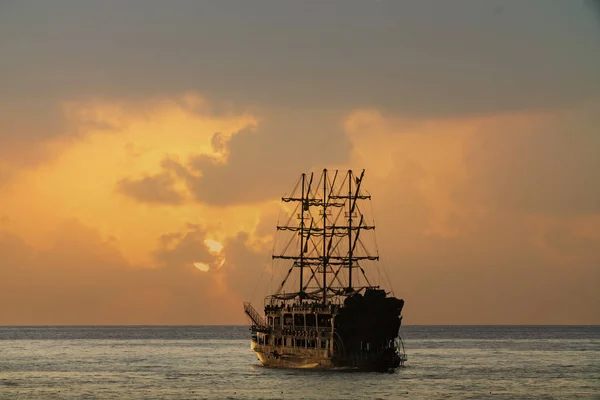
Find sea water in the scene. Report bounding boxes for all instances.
[1,326,598,399]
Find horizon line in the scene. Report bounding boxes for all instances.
[1,324,599,327]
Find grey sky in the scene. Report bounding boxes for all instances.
[1,0,599,117]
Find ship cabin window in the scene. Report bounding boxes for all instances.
[317,314,331,328]
[296,338,305,348]
[265,335,271,346]
[307,339,316,349]
[320,340,328,349]
[258,335,263,345]
[294,313,305,327]
[305,313,316,327]
[283,314,293,327]
[274,316,280,327]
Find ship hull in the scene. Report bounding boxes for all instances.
[252,342,332,368]
[251,342,402,372]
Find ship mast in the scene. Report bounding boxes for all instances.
[348,170,353,290]
[273,169,378,303]
[299,173,305,298]
[322,169,328,304]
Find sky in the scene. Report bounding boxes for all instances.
[1,0,599,325]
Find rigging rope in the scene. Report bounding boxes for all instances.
[248,203,283,305]
[370,196,395,296]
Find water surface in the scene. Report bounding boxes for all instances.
[1,326,598,399]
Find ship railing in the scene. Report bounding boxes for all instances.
[278,326,332,332]
[278,327,332,337]
[243,302,267,328]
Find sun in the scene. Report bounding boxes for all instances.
[192,239,225,271]
[204,239,223,254]
[193,262,210,272]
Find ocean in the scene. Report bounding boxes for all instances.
[0,326,598,399]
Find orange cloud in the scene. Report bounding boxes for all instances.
[2,94,260,267]
[341,105,600,324]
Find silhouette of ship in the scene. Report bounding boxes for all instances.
[244,169,406,371]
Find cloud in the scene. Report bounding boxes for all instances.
[0,95,264,273]
[220,232,272,305]
[0,165,10,187]
[3,0,598,190]
[118,111,352,206]
[152,224,272,311]
[396,213,600,324]
[182,113,352,206]
[117,172,184,205]
[0,101,71,185]
[542,224,600,266]
[2,1,598,123]
[0,219,256,324]
[459,105,600,216]
[369,161,600,324]
[0,93,252,189]
[339,105,600,324]
[154,227,220,270]
[0,97,127,173]
[587,0,600,23]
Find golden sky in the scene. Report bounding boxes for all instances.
[1,1,599,324]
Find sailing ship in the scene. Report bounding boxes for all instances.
[243,169,406,372]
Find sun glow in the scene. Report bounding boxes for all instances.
[193,262,210,272]
[204,239,224,254]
